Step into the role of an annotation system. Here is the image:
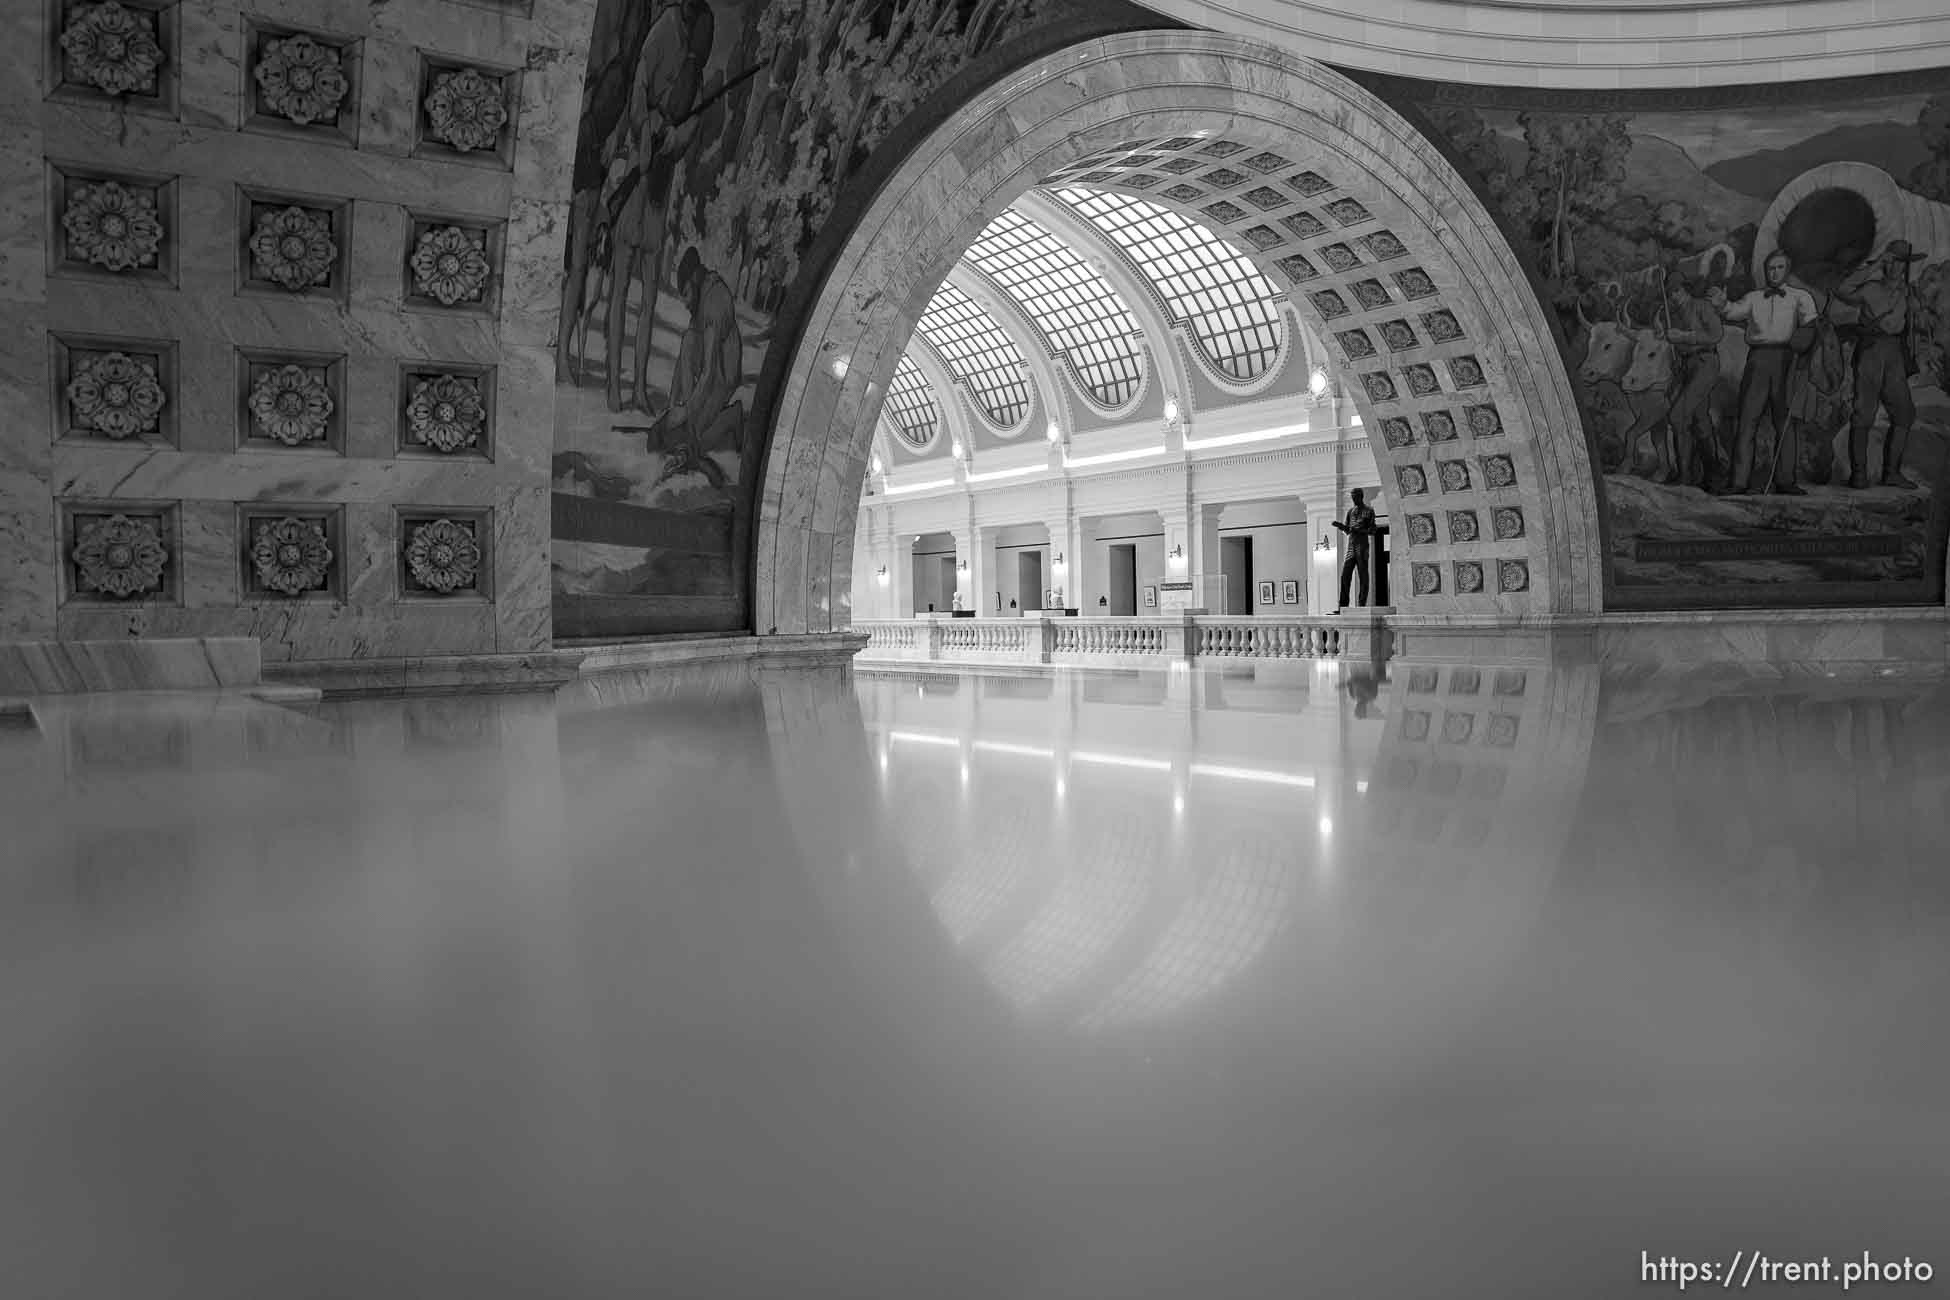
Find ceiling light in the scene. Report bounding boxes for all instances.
[1309,367,1328,396]
[1046,420,1062,442]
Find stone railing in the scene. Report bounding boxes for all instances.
[850,614,1376,666]
[1193,619,1343,660]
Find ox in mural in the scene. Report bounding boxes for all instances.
[550,0,1079,629]
[1412,80,1950,607]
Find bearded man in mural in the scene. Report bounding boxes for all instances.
[1834,240,1929,488]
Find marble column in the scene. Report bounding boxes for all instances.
[1170,501,1224,613]
[887,529,914,619]
[952,529,972,611]
[975,526,1002,616]
[1303,491,1343,615]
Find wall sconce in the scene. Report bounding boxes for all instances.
[950,439,965,459]
[956,559,969,573]
[1051,551,1066,571]
[870,453,884,475]
[1316,532,1333,551]
[876,565,889,586]
[1309,367,1329,397]
[1045,420,1062,443]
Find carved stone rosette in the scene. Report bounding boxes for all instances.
[404,518,481,593]
[250,517,333,596]
[73,514,167,599]
[405,374,486,453]
[59,1,165,97]
[68,351,166,438]
[409,226,490,306]
[248,205,337,292]
[254,33,350,126]
[424,67,508,152]
[248,364,334,445]
[62,180,164,273]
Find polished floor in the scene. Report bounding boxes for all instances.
[2,658,1947,1299]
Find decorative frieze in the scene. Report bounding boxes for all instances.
[1402,363,1440,398]
[52,169,174,282]
[52,335,175,444]
[1379,320,1418,352]
[399,364,493,457]
[246,23,359,144]
[239,191,348,300]
[242,508,339,600]
[237,350,344,451]
[1393,266,1438,299]
[416,55,518,167]
[1349,279,1391,311]
[53,0,175,112]
[1498,558,1530,593]
[1482,454,1517,489]
[63,504,176,604]
[399,512,489,598]
[1337,329,1376,361]
[1422,410,1458,442]
[1493,506,1525,540]
[1411,562,1441,595]
[1455,560,1485,593]
[1437,459,1472,492]
[405,217,498,312]
[1446,510,1479,543]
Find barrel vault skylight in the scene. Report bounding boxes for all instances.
[883,352,941,450]
[961,208,1146,410]
[1051,187,1286,384]
[913,280,1035,431]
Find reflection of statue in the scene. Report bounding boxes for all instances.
[1708,249,1819,495]
[1344,668,1381,719]
[1833,239,1927,488]
[1332,488,1378,608]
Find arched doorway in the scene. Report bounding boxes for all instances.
[755,31,1601,636]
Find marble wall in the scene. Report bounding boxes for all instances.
[0,0,585,659]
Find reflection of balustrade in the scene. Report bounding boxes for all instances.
[849,615,1356,665]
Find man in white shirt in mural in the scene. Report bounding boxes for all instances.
[1708,248,1821,496]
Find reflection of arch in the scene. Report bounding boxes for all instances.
[757,31,1599,636]
[1756,163,1950,284]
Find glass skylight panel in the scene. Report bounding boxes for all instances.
[914,280,1033,429]
[962,208,1145,408]
[883,352,940,449]
[1051,187,1285,382]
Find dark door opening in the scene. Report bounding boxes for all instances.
[1018,551,1044,610]
[1222,534,1255,615]
[1108,544,1138,615]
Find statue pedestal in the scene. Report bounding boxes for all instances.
[1334,605,1394,662]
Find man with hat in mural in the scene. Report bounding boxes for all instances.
[1709,248,1821,495]
[1659,266,1724,488]
[1833,238,1928,489]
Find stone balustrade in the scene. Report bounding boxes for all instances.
[851,614,1366,666]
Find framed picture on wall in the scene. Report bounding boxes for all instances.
[1143,585,1157,608]
[1282,580,1300,604]
[1257,580,1275,606]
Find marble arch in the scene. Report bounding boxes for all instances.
[756,30,1602,635]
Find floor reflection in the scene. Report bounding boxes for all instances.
[0,659,1945,1299]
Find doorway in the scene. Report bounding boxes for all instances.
[1222,535,1255,615]
[1107,544,1138,615]
[1018,551,1044,611]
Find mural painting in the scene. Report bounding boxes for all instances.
[1380,73,1950,608]
[553,0,1153,636]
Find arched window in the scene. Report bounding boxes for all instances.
[1053,187,1285,383]
[914,280,1034,430]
